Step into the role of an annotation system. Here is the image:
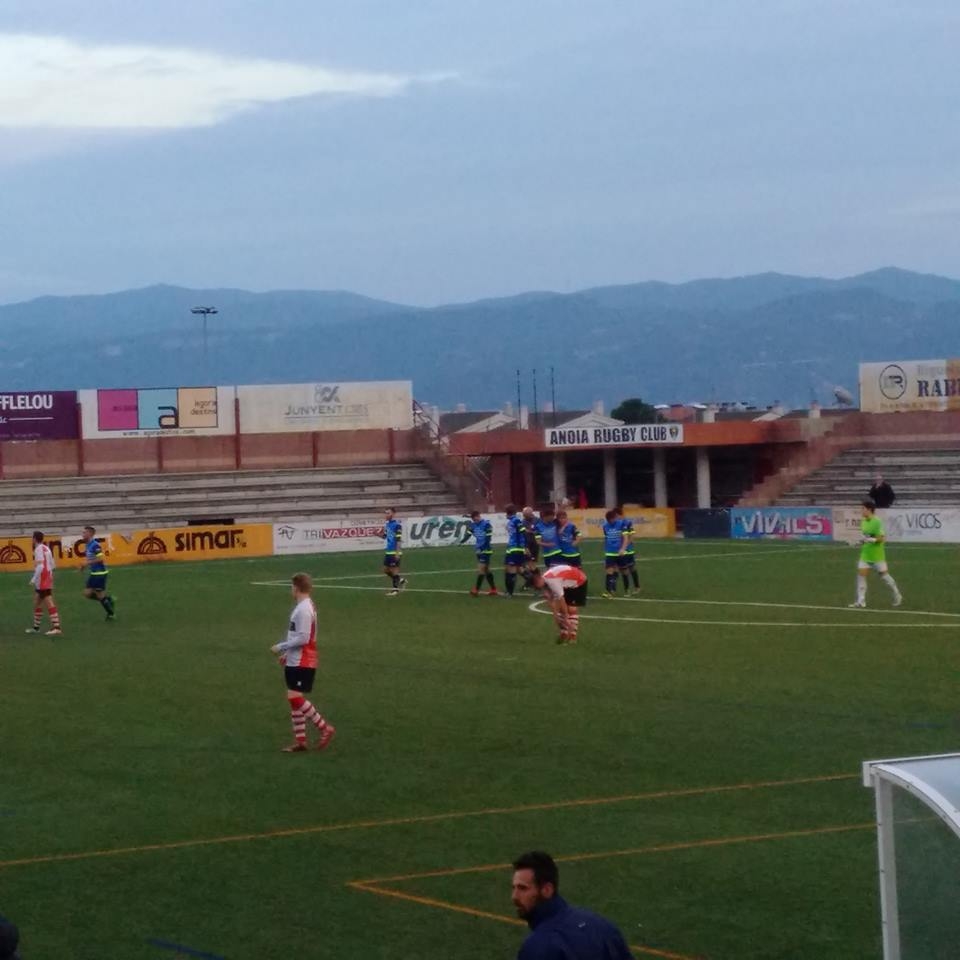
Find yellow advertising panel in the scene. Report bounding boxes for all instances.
[0,524,273,574]
[0,533,119,574]
[111,524,274,564]
[569,508,676,540]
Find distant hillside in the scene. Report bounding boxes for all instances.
[1,268,959,409]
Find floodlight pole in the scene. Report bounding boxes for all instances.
[190,306,218,377]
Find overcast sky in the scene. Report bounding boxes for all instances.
[1,0,957,306]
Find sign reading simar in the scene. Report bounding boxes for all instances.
[545,424,683,448]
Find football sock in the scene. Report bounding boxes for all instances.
[49,604,60,629]
[880,573,900,596]
[856,576,867,604]
[485,572,496,589]
[289,698,307,743]
[100,596,115,615]
[621,573,630,592]
[605,573,617,593]
[567,609,580,640]
[392,574,400,588]
[630,569,639,588]
[506,572,517,595]
[475,575,485,590]
[33,606,42,629]
[301,700,329,731]
[520,569,533,586]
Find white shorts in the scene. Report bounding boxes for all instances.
[858,560,889,573]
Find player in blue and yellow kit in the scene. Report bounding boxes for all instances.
[536,506,563,568]
[556,510,582,567]
[601,509,628,598]
[504,504,528,597]
[468,510,498,596]
[81,525,116,620]
[380,508,407,597]
[614,506,640,595]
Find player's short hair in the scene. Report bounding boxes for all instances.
[291,572,312,594]
[505,503,517,515]
[469,510,481,519]
[32,530,44,544]
[84,525,96,535]
[862,499,877,512]
[513,851,559,890]
[605,509,617,522]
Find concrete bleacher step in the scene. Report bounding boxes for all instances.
[0,463,466,535]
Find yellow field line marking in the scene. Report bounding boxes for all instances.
[0,772,856,871]
[346,881,699,960]
[349,820,876,960]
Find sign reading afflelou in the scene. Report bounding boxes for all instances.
[544,424,684,448]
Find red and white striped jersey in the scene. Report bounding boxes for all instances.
[278,597,318,668]
[32,543,55,591]
[542,563,587,598]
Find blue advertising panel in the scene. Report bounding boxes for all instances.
[731,507,833,541]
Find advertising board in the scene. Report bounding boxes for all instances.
[859,359,960,413]
[0,391,79,441]
[545,424,683,449]
[0,532,117,573]
[79,386,235,438]
[237,382,413,433]
[730,507,833,540]
[833,506,960,544]
[568,508,676,540]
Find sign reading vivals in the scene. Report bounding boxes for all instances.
[544,424,683,448]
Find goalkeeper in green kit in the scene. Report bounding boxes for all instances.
[850,500,903,608]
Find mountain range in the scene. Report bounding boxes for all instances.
[1,267,959,410]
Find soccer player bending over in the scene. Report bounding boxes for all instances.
[850,500,902,609]
[468,510,498,596]
[380,507,407,597]
[533,564,588,645]
[270,573,336,753]
[26,531,62,636]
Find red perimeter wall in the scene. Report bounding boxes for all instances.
[0,429,422,479]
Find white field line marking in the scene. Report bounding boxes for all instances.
[526,601,960,629]
[634,545,845,563]
[620,597,960,620]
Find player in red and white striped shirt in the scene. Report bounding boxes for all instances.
[26,531,62,636]
[533,564,588,645]
[270,573,335,753]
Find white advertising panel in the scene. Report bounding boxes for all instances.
[859,359,960,413]
[833,506,960,543]
[273,514,508,555]
[79,386,236,439]
[238,381,413,433]
[545,423,683,448]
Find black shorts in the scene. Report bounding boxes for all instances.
[564,583,588,607]
[527,542,540,561]
[34,588,52,599]
[284,666,316,693]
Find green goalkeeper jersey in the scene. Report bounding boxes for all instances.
[860,515,886,564]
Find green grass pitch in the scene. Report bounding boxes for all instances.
[2,539,958,959]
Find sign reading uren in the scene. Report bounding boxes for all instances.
[545,424,683,448]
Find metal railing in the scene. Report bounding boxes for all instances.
[412,400,492,508]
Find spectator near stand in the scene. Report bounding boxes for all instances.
[868,474,896,509]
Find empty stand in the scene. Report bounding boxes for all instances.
[776,449,960,507]
[0,463,464,534]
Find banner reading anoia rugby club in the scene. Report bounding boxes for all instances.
[860,359,960,413]
[545,424,684,448]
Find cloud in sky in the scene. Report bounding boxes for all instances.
[0,33,438,129]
